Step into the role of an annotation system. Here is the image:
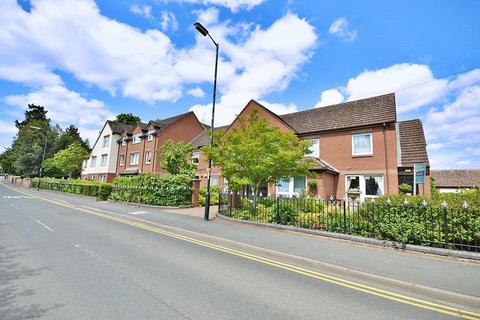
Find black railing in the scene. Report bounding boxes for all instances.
[219,192,480,252]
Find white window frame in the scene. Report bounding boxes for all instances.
[192,151,200,166]
[102,135,110,148]
[276,176,307,197]
[305,138,320,158]
[121,137,127,146]
[145,150,152,164]
[147,130,155,141]
[130,152,139,165]
[90,156,97,167]
[345,174,384,202]
[89,175,95,180]
[352,133,373,156]
[132,133,141,144]
[100,154,108,166]
[83,160,87,169]
[119,154,125,166]
[99,175,106,183]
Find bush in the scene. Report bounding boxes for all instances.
[32,177,107,198]
[398,183,412,194]
[271,202,298,225]
[199,186,220,206]
[110,173,192,206]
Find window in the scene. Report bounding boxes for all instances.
[99,175,106,183]
[102,135,110,147]
[89,175,95,180]
[90,156,97,167]
[119,154,125,166]
[276,176,306,197]
[352,133,373,156]
[133,133,141,144]
[211,175,219,186]
[345,175,384,201]
[147,130,155,141]
[306,138,320,158]
[100,154,108,166]
[83,160,87,169]
[130,152,139,165]
[121,137,127,146]
[145,151,152,164]
[192,151,200,166]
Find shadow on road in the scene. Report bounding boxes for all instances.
[0,244,64,319]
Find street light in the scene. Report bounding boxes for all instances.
[31,126,48,191]
[194,21,219,221]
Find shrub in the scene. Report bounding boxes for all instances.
[271,202,298,225]
[398,183,412,194]
[199,186,220,206]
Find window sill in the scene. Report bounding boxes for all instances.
[352,154,373,158]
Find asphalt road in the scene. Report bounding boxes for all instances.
[0,183,477,319]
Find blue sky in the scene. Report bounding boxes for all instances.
[0,0,479,168]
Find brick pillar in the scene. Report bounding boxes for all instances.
[191,179,201,207]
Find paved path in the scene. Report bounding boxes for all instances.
[1,182,479,319]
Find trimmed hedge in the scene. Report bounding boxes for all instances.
[110,173,192,206]
[32,173,193,207]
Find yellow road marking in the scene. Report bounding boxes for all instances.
[2,183,479,319]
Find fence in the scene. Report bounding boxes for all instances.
[219,192,480,252]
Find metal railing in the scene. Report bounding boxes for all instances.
[219,192,480,252]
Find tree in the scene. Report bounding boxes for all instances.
[158,139,195,176]
[0,147,17,174]
[116,113,141,125]
[54,125,90,153]
[202,111,314,203]
[48,142,88,178]
[15,104,49,129]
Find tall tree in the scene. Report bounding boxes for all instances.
[202,111,314,202]
[54,125,90,152]
[0,147,17,174]
[15,104,49,129]
[158,140,195,176]
[116,113,141,125]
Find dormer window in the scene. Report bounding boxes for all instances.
[133,133,141,144]
[147,130,155,141]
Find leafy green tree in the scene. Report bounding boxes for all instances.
[49,142,88,178]
[158,139,195,176]
[202,111,314,202]
[116,113,141,125]
[42,158,64,178]
[0,147,17,174]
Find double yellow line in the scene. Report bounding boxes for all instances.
[3,183,480,319]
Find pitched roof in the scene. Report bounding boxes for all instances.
[109,121,135,134]
[309,158,339,173]
[149,111,193,130]
[190,125,229,148]
[279,93,397,134]
[431,169,480,188]
[397,119,429,167]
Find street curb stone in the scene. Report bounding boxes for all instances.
[217,213,480,261]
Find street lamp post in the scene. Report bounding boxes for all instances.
[194,22,219,221]
[31,126,48,191]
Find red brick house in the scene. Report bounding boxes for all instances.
[192,93,430,201]
[116,111,205,176]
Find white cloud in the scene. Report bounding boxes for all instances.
[315,89,344,108]
[328,17,357,42]
[0,120,16,135]
[160,11,178,32]
[187,87,205,98]
[3,85,114,143]
[189,12,317,125]
[130,4,153,20]
[314,63,448,113]
[168,0,265,12]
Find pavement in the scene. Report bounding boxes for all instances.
[1,181,479,319]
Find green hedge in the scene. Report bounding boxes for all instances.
[110,173,192,206]
[33,174,193,207]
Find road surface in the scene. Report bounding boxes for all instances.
[1,183,479,319]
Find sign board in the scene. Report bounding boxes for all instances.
[414,163,426,184]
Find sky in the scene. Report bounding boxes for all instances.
[0,0,479,169]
